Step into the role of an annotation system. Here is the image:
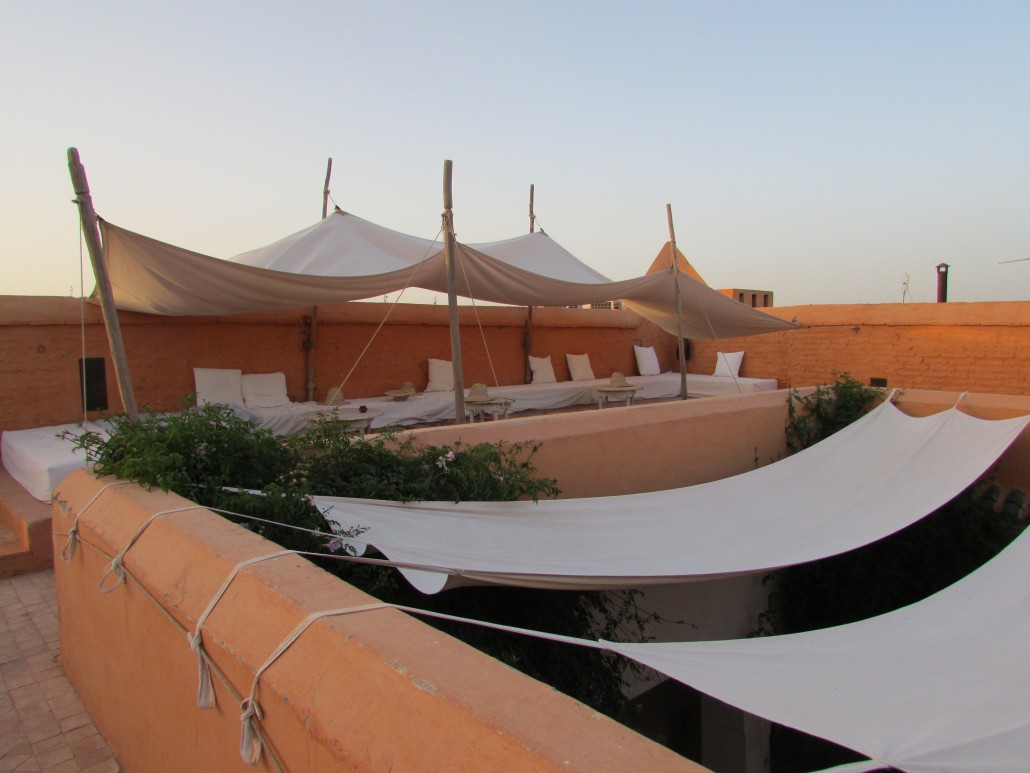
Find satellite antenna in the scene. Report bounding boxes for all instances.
[901,273,912,303]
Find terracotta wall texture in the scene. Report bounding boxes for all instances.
[0,296,1027,431]
[690,301,1029,396]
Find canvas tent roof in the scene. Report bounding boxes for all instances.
[98,211,796,339]
[605,517,1030,773]
[317,399,1030,594]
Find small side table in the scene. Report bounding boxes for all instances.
[305,406,382,437]
[594,386,640,409]
[466,398,513,422]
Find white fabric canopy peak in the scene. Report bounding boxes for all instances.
[605,515,1030,773]
[98,212,797,339]
[316,400,1030,594]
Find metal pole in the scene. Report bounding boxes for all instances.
[667,204,689,400]
[442,161,466,423]
[67,148,139,418]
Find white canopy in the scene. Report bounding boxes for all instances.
[98,212,797,339]
[605,519,1030,773]
[317,400,1030,594]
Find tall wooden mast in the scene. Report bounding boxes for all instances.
[667,204,689,400]
[67,148,139,418]
[524,183,535,383]
[442,161,466,423]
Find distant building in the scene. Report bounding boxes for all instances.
[721,288,774,308]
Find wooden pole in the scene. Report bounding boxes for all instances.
[525,183,535,383]
[667,204,689,400]
[321,157,333,219]
[67,148,139,418]
[442,161,466,423]
[307,157,333,401]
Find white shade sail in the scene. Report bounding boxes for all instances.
[98,212,797,339]
[316,400,1030,594]
[605,518,1030,773]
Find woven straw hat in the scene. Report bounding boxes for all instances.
[467,383,491,402]
[609,372,630,388]
[385,381,417,401]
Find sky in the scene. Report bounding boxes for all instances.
[2,1,1028,307]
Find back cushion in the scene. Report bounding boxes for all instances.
[193,368,245,409]
[241,372,291,408]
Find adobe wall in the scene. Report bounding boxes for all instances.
[0,297,675,431]
[688,301,1029,396]
[53,472,703,773]
[2,296,1027,433]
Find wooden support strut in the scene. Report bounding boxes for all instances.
[525,183,535,383]
[67,148,139,418]
[442,160,466,423]
[306,157,333,401]
[667,204,689,400]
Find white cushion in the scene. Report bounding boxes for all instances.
[713,351,744,378]
[633,345,661,377]
[566,353,595,382]
[242,372,291,408]
[425,358,454,392]
[193,368,245,409]
[528,355,557,384]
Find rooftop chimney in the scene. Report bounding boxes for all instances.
[936,263,950,303]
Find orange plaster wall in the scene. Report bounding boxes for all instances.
[690,301,1030,396]
[0,297,674,431]
[52,473,702,773]
[407,390,794,498]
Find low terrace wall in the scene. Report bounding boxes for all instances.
[690,301,1029,396]
[2,296,1026,433]
[0,297,675,431]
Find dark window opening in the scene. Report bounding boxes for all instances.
[79,357,108,412]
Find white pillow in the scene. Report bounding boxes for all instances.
[193,368,245,409]
[566,353,595,382]
[242,372,291,408]
[713,351,744,378]
[633,345,661,377]
[425,358,454,392]
[528,355,557,384]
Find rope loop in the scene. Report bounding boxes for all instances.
[97,555,126,593]
[239,697,265,766]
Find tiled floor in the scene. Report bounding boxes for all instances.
[0,570,119,772]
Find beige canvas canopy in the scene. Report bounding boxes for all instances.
[99,211,796,340]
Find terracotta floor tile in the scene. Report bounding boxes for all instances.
[62,723,99,745]
[34,745,74,768]
[0,755,32,772]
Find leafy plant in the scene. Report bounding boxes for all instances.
[68,405,649,723]
[785,371,884,452]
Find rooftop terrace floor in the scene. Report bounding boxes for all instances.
[0,570,118,772]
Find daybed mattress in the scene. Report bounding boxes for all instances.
[1,421,110,502]
[354,371,779,429]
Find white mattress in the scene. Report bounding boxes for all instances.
[1,421,110,502]
[353,371,779,429]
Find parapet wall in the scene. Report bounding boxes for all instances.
[0,297,675,431]
[1,296,1027,432]
[690,301,1029,396]
[53,478,708,772]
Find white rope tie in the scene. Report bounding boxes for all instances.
[330,229,443,400]
[97,505,205,593]
[236,599,612,765]
[61,480,133,563]
[188,550,298,709]
[955,391,968,407]
[457,252,501,388]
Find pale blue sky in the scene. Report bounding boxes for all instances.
[2,1,1028,305]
